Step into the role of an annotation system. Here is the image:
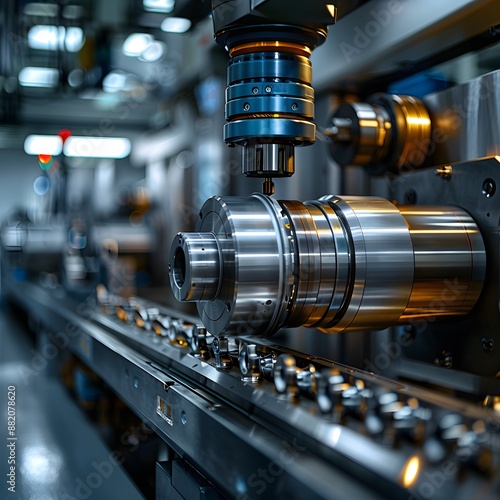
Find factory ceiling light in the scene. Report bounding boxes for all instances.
[139,41,166,62]
[160,17,191,33]
[143,0,175,13]
[63,137,132,159]
[27,25,85,52]
[122,33,154,57]
[24,135,63,155]
[18,67,59,88]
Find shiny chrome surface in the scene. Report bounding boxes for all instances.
[399,207,487,318]
[327,102,392,166]
[242,143,295,177]
[319,195,415,333]
[170,232,221,302]
[196,194,293,336]
[169,194,486,336]
[328,94,431,173]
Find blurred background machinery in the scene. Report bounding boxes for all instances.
[1,1,500,499]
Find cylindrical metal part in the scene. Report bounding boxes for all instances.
[242,143,294,177]
[170,232,221,302]
[225,47,316,178]
[317,196,415,333]
[326,102,392,166]
[217,20,329,179]
[398,207,486,319]
[169,194,486,337]
[328,94,431,175]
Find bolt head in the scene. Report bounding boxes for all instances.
[482,338,494,352]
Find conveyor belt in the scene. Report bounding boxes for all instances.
[7,281,500,499]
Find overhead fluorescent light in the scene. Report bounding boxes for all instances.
[24,135,63,155]
[139,41,166,62]
[143,0,175,13]
[102,70,129,93]
[28,25,61,50]
[160,17,191,33]
[25,134,131,159]
[65,27,85,52]
[122,33,154,57]
[27,25,85,52]
[64,137,131,159]
[19,67,59,88]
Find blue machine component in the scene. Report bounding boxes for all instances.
[222,44,320,185]
[225,51,316,146]
[210,2,333,190]
[389,71,449,99]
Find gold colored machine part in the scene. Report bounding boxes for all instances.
[169,194,486,337]
[326,94,432,174]
[229,41,313,58]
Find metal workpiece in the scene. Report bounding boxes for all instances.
[189,326,211,360]
[398,206,487,319]
[272,353,318,400]
[327,94,431,174]
[170,194,293,336]
[8,280,500,499]
[326,101,393,166]
[170,232,221,302]
[274,354,300,398]
[169,194,486,337]
[314,369,346,415]
[212,337,233,369]
[115,297,139,322]
[152,314,203,350]
[152,315,172,337]
[134,306,160,330]
[239,343,262,382]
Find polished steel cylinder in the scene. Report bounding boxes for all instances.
[328,94,431,174]
[170,232,221,302]
[399,207,486,320]
[169,194,486,337]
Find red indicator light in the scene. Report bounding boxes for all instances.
[38,154,53,170]
[38,154,52,164]
[58,129,72,143]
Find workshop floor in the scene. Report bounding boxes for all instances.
[0,303,144,500]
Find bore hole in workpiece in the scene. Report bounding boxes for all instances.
[173,247,186,288]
